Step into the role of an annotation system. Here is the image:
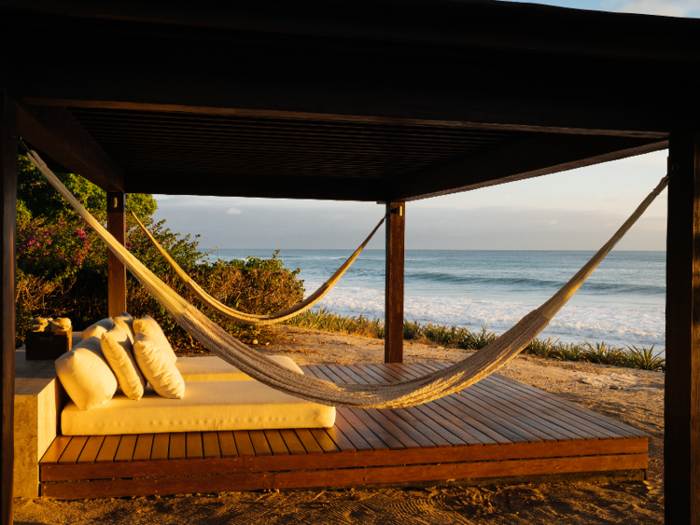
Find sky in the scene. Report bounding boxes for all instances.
[152,0,698,252]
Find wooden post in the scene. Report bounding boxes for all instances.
[1,96,17,525]
[107,192,126,318]
[665,135,700,525]
[385,202,405,364]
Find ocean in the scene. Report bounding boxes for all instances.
[204,249,666,350]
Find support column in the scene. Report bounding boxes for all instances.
[665,135,700,525]
[385,202,405,364]
[107,192,126,319]
[1,96,17,525]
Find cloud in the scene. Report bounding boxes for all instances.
[226,208,242,215]
[613,0,700,17]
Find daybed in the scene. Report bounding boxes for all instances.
[61,355,335,435]
[55,316,335,436]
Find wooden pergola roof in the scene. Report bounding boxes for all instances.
[3,1,698,201]
[2,2,700,524]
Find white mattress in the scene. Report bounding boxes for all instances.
[175,355,302,382]
[62,380,335,435]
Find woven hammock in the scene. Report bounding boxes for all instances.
[25,148,668,409]
[130,210,384,325]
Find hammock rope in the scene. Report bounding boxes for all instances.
[24,147,669,409]
[130,210,385,325]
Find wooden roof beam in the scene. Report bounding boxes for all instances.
[124,171,388,202]
[17,102,124,192]
[394,135,668,202]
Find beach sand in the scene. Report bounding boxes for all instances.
[15,325,665,524]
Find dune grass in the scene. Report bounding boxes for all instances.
[284,307,665,372]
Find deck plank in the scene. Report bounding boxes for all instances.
[331,411,377,451]
[169,433,187,460]
[202,432,221,458]
[114,435,137,463]
[186,433,204,459]
[311,367,391,450]
[217,432,237,458]
[265,430,289,455]
[421,362,639,438]
[233,432,256,456]
[357,364,491,446]
[95,436,121,463]
[133,434,155,462]
[404,363,540,443]
[491,374,638,438]
[413,403,490,445]
[310,428,341,453]
[279,429,306,455]
[40,436,73,465]
[322,424,358,452]
[380,363,535,443]
[292,429,323,454]
[304,367,370,451]
[471,381,584,440]
[249,431,272,456]
[322,364,424,449]
[58,436,88,464]
[391,407,459,446]
[151,434,170,460]
[398,363,568,442]
[77,436,105,464]
[469,379,606,440]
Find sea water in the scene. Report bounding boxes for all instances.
[204,249,665,350]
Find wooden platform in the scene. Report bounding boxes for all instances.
[39,363,649,499]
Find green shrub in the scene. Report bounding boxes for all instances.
[15,155,304,349]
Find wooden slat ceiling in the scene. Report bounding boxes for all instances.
[68,108,533,181]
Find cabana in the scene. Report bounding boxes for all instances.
[0,1,698,523]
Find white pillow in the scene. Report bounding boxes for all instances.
[82,317,113,341]
[55,337,118,410]
[101,324,146,400]
[114,312,136,344]
[132,315,177,363]
[133,332,185,399]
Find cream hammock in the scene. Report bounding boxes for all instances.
[25,148,669,409]
[130,210,384,325]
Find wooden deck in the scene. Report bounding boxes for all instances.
[39,363,649,499]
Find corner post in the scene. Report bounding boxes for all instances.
[665,134,700,525]
[1,95,17,525]
[385,202,405,363]
[107,192,126,318]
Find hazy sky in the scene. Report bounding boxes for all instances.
[152,0,695,252]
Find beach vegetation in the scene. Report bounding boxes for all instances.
[16,155,304,349]
[285,308,666,372]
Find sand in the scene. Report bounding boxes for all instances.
[15,326,665,524]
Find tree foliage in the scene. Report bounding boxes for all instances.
[16,155,304,349]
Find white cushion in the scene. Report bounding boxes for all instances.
[176,355,303,382]
[61,381,336,435]
[113,312,135,344]
[101,324,146,400]
[132,315,177,363]
[82,317,113,340]
[133,332,185,399]
[54,337,118,411]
